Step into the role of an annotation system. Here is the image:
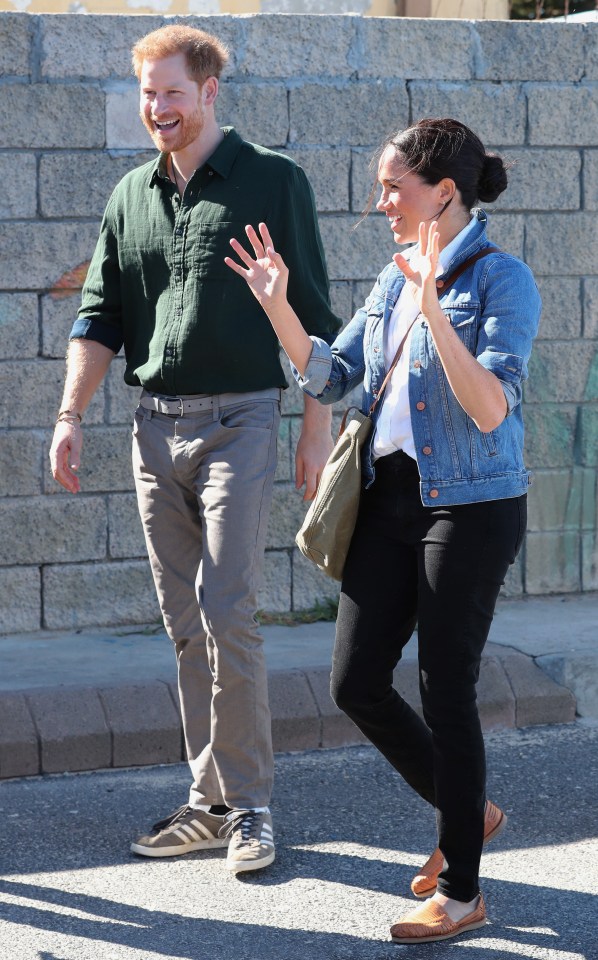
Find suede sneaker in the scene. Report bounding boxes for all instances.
[130,804,229,858]
[223,809,275,873]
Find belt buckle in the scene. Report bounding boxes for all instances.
[177,398,184,418]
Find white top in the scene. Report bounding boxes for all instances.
[372,217,478,462]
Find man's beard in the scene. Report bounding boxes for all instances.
[142,101,205,154]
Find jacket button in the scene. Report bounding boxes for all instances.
[422,446,432,455]
[430,489,439,498]
[413,360,421,369]
[416,401,426,411]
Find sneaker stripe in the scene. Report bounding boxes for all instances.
[175,821,213,843]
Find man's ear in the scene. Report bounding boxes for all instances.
[202,76,219,107]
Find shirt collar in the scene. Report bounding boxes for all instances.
[437,214,478,273]
[149,126,243,188]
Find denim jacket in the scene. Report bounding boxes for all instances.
[296,210,541,506]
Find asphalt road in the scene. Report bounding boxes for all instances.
[0,723,596,960]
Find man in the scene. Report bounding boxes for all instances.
[49,24,340,874]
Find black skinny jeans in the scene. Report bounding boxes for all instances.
[330,451,526,902]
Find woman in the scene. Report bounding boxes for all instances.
[225,118,541,945]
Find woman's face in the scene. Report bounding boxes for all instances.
[376,146,447,245]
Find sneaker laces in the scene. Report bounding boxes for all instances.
[151,804,191,833]
[220,809,261,844]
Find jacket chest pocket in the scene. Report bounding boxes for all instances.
[426,306,478,363]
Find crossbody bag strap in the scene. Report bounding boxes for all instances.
[435,245,500,291]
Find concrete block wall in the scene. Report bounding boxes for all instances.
[0,13,597,633]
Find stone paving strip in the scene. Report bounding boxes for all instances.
[1,593,596,780]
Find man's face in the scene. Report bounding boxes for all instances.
[139,52,205,153]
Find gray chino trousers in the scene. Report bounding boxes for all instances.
[132,388,281,811]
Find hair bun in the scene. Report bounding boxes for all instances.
[478,154,508,204]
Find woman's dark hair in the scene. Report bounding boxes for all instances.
[364,117,509,216]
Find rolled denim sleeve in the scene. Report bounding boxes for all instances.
[292,337,333,397]
[476,256,541,415]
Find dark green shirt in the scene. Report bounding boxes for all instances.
[72,127,340,395]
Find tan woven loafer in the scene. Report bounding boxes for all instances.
[390,893,487,944]
[411,800,507,898]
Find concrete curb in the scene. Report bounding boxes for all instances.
[0,649,576,781]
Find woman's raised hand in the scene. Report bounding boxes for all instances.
[225,222,289,310]
[393,220,441,316]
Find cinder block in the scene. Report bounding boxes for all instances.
[0,154,36,219]
[218,82,289,148]
[0,222,100,292]
[582,530,598,591]
[329,281,353,324]
[41,293,79,359]
[583,149,598,211]
[99,682,182,768]
[535,278,582,340]
[108,493,147,560]
[0,12,32,77]
[243,14,354,78]
[0,293,39,359]
[0,567,41,634]
[319,214,393,281]
[0,496,106,567]
[476,656,516,731]
[499,650,576,727]
[358,17,473,80]
[584,279,598,339]
[40,151,155,220]
[475,22,585,82]
[281,380,304,416]
[27,687,111,774]
[527,213,598,275]
[43,560,160,630]
[106,358,139,425]
[529,86,598,146]
[274,417,292,484]
[268,669,320,752]
[267,483,309,550]
[492,149,580,212]
[526,342,589,405]
[579,408,598,468]
[527,469,587,533]
[0,694,39,779]
[500,554,523,598]
[305,667,367,749]
[44,426,134,495]
[259,550,292,614]
[283,147,350,213]
[291,548,340,612]
[0,359,73,429]
[0,431,44,498]
[523,404,577,470]
[410,83,526,146]
[483,214,524,258]
[290,82,408,147]
[525,531,581,595]
[40,13,163,79]
[586,25,598,80]
[106,82,155,150]
[351,147,379,216]
[0,84,104,150]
